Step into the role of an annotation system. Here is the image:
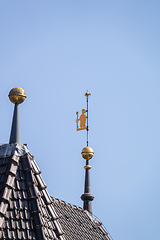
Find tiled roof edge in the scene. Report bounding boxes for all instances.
[51,197,85,212]
[21,155,48,240]
[22,155,65,239]
[0,153,20,237]
[0,144,30,158]
[98,225,112,240]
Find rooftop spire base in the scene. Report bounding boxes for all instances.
[81,145,94,215]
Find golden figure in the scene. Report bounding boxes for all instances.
[76,109,87,131]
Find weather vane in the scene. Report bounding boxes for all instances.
[76,90,91,146]
[76,90,94,214]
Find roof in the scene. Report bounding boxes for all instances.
[0,144,111,240]
[52,198,111,240]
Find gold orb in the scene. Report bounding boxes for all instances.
[81,146,94,160]
[8,87,26,104]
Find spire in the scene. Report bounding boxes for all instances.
[81,146,94,214]
[76,91,94,215]
[8,87,26,144]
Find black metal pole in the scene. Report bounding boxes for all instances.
[87,96,89,146]
[81,159,94,214]
[9,103,20,144]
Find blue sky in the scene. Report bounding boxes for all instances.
[0,1,160,239]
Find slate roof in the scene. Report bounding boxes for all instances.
[51,198,111,240]
[0,144,111,240]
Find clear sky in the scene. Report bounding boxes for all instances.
[0,1,160,239]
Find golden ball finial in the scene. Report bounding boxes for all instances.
[81,146,94,160]
[8,87,26,104]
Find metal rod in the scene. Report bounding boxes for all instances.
[86,96,89,146]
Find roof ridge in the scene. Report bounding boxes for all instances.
[0,144,29,159]
[22,153,66,239]
[51,197,84,212]
[21,154,46,239]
